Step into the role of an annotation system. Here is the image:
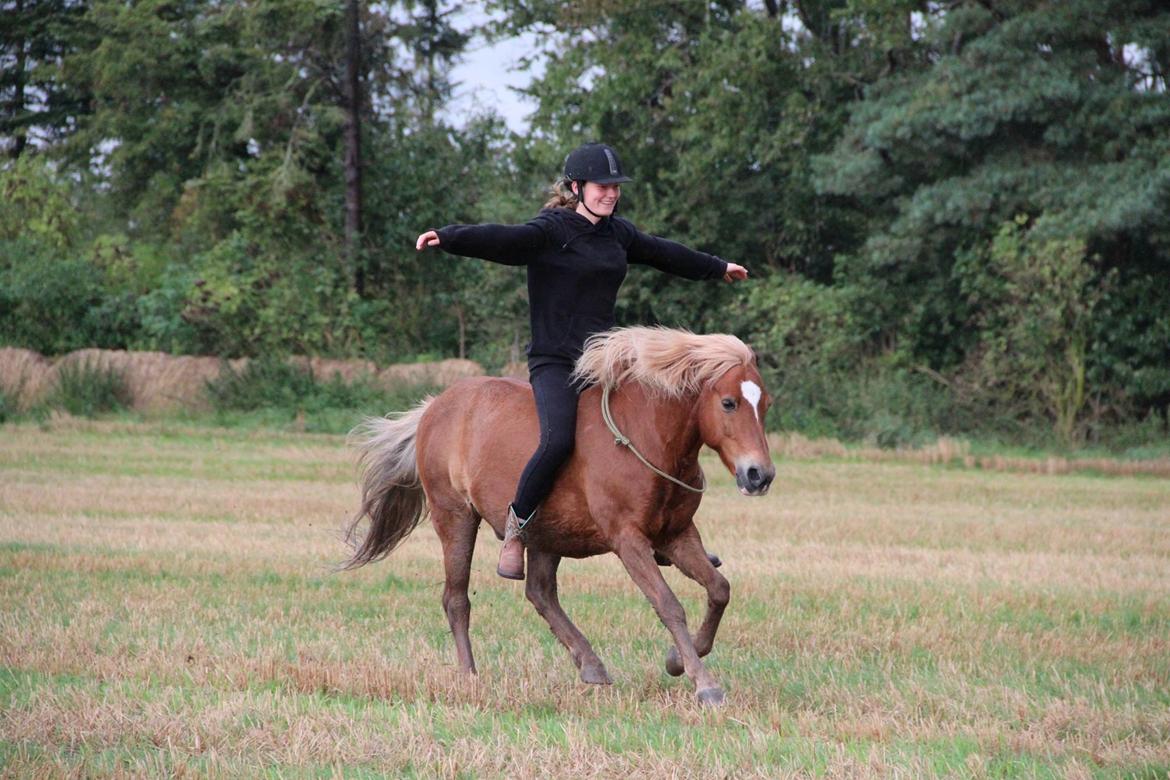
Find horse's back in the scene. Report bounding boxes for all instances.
[420,375,536,448]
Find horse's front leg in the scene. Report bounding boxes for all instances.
[658,522,730,678]
[525,550,612,685]
[612,532,724,705]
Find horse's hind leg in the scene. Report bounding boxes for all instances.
[658,523,729,678]
[435,506,480,673]
[525,550,612,685]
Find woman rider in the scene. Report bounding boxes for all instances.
[415,143,749,580]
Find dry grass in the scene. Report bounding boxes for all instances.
[0,347,52,410]
[1,419,1168,777]
[0,348,485,414]
[770,433,1170,478]
[0,348,242,414]
[377,357,484,389]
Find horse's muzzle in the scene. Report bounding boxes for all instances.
[735,463,775,496]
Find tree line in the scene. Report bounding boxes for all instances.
[2,0,1168,447]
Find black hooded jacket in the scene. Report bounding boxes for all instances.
[436,208,727,365]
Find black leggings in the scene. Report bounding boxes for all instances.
[511,362,580,519]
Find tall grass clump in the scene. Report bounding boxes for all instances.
[47,358,133,417]
[205,357,439,433]
[205,357,318,411]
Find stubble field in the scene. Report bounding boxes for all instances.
[1,419,1168,778]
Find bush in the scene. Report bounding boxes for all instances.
[761,363,959,448]
[205,357,319,412]
[0,239,142,354]
[204,357,440,433]
[47,359,133,417]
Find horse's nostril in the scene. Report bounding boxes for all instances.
[747,466,761,484]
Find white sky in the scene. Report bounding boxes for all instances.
[444,9,544,133]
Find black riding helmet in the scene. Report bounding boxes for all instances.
[563,143,633,185]
[563,143,632,218]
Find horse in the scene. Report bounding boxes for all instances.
[342,326,775,705]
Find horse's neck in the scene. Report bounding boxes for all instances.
[613,383,702,465]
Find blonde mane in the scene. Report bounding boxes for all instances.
[572,326,754,398]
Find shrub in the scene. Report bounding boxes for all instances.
[48,359,133,417]
[205,357,319,412]
[955,219,1102,445]
[0,238,145,354]
[204,357,440,433]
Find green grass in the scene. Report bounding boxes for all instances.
[0,419,1167,776]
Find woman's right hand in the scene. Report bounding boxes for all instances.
[416,230,440,251]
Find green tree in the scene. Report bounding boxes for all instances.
[496,1,860,334]
[0,155,148,353]
[816,0,1170,430]
[0,0,91,158]
[0,151,80,248]
[42,0,485,358]
[956,217,1101,444]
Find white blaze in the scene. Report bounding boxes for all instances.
[741,380,762,423]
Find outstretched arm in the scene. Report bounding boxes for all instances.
[416,222,547,266]
[625,226,747,283]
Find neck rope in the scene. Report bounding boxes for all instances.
[600,384,707,494]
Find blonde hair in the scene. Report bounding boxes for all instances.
[572,326,754,398]
[542,177,579,210]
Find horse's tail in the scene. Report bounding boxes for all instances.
[340,398,433,570]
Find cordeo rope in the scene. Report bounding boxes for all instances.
[601,384,707,494]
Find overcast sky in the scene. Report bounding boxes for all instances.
[443,10,544,133]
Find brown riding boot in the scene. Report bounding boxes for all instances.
[497,505,532,580]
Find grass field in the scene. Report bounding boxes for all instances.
[1,418,1168,778]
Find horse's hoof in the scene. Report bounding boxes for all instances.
[580,662,612,685]
[665,648,684,677]
[697,687,725,706]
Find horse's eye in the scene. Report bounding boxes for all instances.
[721,398,737,412]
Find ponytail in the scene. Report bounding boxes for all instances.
[542,177,578,210]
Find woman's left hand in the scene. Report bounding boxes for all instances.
[723,263,749,282]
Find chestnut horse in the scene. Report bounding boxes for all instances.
[342,327,775,705]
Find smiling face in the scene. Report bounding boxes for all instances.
[698,362,776,496]
[573,181,621,221]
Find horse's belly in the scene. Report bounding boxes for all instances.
[530,533,610,559]
[522,493,611,558]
